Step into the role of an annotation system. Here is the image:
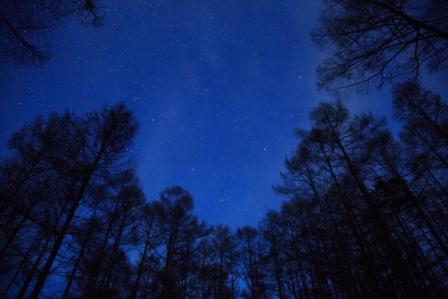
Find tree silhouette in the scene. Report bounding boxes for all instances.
[0,96,447,297]
[314,0,448,91]
[275,99,448,298]
[0,0,102,65]
[154,186,209,299]
[2,2,448,293]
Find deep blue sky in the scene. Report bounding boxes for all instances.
[1,0,447,228]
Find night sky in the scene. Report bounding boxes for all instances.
[1,0,446,228]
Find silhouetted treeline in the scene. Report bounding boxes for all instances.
[1,80,447,298]
[275,81,448,298]
[1,0,448,298]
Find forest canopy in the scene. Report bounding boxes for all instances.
[1,83,447,298]
[1,0,448,298]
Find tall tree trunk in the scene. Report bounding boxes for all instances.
[28,151,102,299]
[130,223,154,299]
[16,233,53,299]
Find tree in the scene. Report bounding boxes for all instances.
[0,112,72,260]
[196,225,239,299]
[129,202,161,299]
[276,100,448,297]
[66,168,145,298]
[154,186,209,299]
[236,226,270,299]
[394,81,448,169]
[27,103,137,299]
[314,0,448,91]
[2,95,447,298]
[0,0,102,65]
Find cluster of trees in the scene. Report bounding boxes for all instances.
[274,81,448,298]
[0,82,447,298]
[1,0,447,298]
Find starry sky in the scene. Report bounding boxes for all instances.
[1,0,447,228]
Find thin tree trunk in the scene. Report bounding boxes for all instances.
[16,233,53,299]
[28,152,101,299]
[130,223,154,299]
